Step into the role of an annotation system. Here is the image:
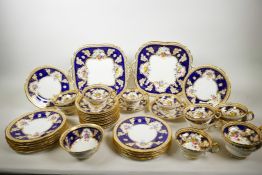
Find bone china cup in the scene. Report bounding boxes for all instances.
[175,127,219,159]
[60,124,104,159]
[222,121,261,159]
[184,104,220,130]
[217,103,255,122]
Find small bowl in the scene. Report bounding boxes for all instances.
[184,104,220,130]
[59,124,104,159]
[217,102,255,122]
[83,84,115,106]
[155,94,183,111]
[222,121,261,159]
[53,90,77,115]
[176,127,219,159]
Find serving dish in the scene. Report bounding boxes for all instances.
[60,124,103,159]
[183,65,231,106]
[135,41,192,95]
[72,44,127,94]
[25,66,71,108]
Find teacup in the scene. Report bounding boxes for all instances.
[155,94,184,111]
[222,121,261,159]
[184,104,221,130]
[83,84,115,106]
[53,90,77,115]
[216,102,254,122]
[120,88,145,107]
[175,127,219,159]
[59,124,104,159]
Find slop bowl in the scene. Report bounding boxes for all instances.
[59,124,104,159]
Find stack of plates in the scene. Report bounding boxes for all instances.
[5,109,68,153]
[75,85,120,129]
[113,116,172,160]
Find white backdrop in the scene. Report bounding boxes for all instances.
[0,0,262,174]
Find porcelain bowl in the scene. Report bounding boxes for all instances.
[120,88,144,106]
[175,127,219,159]
[184,104,220,130]
[53,90,77,115]
[59,124,104,159]
[222,121,261,159]
[83,84,114,106]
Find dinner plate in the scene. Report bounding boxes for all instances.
[183,65,231,106]
[135,41,192,95]
[113,116,171,152]
[72,44,128,94]
[25,66,71,108]
[5,109,67,143]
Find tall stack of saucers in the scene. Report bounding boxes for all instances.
[5,109,68,153]
[75,84,120,129]
[113,115,172,160]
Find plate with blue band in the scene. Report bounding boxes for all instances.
[113,116,172,153]
[24,66,71,108]
[135,41,193,95]
[72,44,128,95]
[183,65,231,106]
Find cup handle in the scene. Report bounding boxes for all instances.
[209,142,220,153]
[215,110,222,119]
[245,111,255,121]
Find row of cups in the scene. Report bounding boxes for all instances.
[148,93,255,130]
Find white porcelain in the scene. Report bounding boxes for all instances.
[25,66,71,108]
[184,104,220,130]
[217,103,254,122]
[60,124,103,159]
[72,45,127,95]
[176,127,219,159]
[135,41,192,95]
[183,65,231,106]
[150,94,184,120]
[222,122,261,159]
[120,88,148,113]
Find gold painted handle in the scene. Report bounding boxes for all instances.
[210,142,220,153]
[245,111,255,121]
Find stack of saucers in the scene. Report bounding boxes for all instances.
[5,109,68,153]
[113,116,172,160]
[75,84,120,129]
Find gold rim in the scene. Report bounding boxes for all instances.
[71,44,128,96]
[5,108,67,143]
[59,123,104,153]
[221,121,261,148]
[24,65,71,108]
[182,64,231,106]
[53,89,77,107]
[175,127,213,153]
[134,41,193,97]
[113,115,172,153]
